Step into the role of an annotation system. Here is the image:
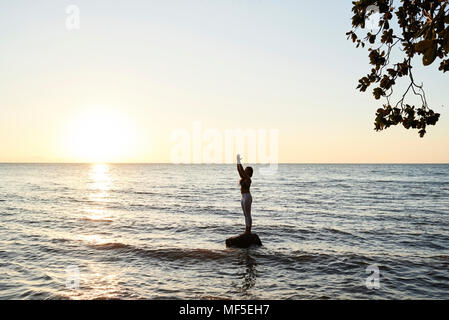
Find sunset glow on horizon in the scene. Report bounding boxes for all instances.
[1,0,448,164]
[61,108,141,163]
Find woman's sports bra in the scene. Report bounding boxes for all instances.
[240,178,251,189]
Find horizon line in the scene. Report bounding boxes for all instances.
[0,162,448,165]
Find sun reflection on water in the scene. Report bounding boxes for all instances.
[84,163,113,221]
[78,234,112,246]
[88,164,111,202]
[65,165,123,300]
[65,261,131,300]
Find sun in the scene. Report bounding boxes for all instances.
[65,108,138,163]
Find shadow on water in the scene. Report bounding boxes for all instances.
[235,249,257,296]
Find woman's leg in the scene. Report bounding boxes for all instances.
[241,196,247,232]
[242,194,252,234]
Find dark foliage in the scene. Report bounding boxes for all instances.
[347,0,448,137]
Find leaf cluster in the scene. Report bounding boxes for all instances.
[347,0,448,137]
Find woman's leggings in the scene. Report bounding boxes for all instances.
[241,193,252,230]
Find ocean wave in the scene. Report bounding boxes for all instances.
[431,255,449,261]
[82,217,114,222]
[89,242,234,261]
[109,189,159,196]
[88,242,348,269]
[133,191,158,195]
[90,242,133,250]
[19,289,54,300]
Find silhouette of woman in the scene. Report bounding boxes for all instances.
[236,154,253,235]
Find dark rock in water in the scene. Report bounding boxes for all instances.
[225,233,262,248]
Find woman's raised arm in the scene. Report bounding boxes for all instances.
[236,154,248,178]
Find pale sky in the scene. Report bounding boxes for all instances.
[0,0,448,163]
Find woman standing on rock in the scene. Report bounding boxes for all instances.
[237,154,253,235]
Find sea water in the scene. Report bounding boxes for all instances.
[0,164,448,299]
